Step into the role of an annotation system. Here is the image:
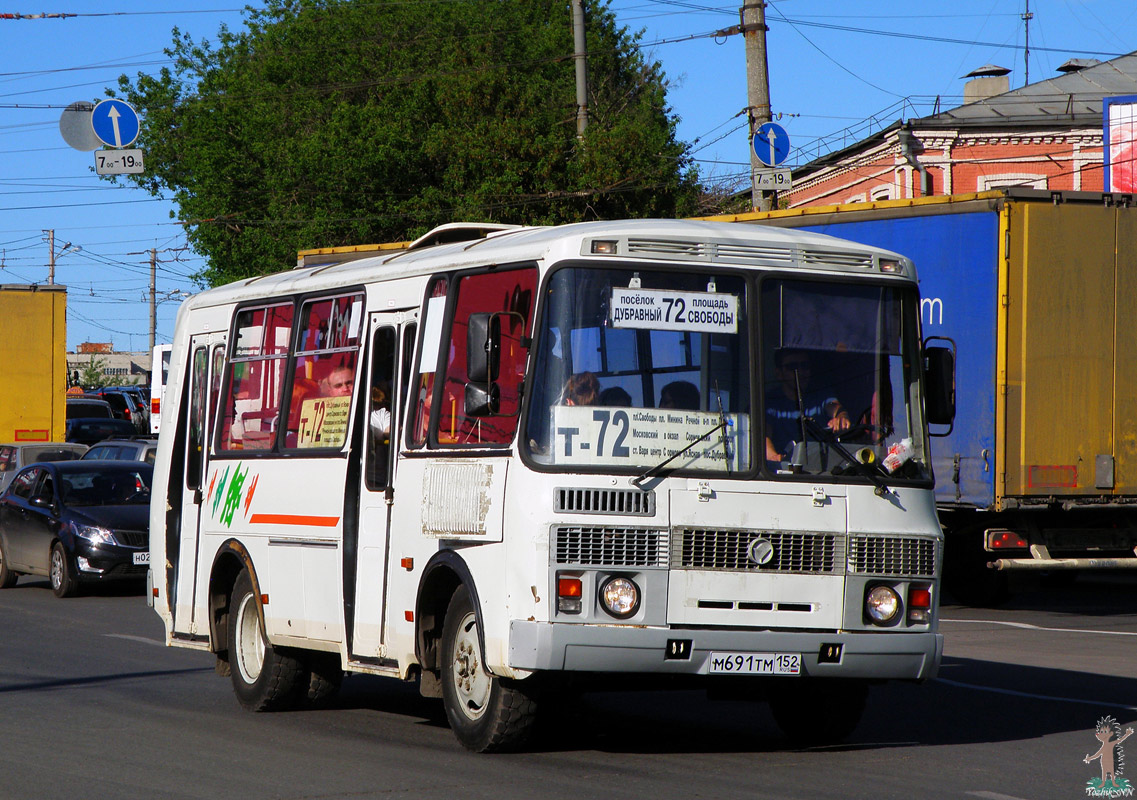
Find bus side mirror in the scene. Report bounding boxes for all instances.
[465,383,500,417]
[923,337,955,433]
[467,312,500,383]
[466,312,501,417]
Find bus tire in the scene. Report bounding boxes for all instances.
[227,568,303,711]
[303,651,344,707]
[50,541,78,598]
[769,679,867,745]
[0,537,17,589]
[440,585,537,752]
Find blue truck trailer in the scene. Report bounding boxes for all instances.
[712,189,1137,603]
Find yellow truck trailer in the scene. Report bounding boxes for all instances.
[0,285,67,443]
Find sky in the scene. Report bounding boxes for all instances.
[2,0,1135,351]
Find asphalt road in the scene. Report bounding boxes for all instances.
[0,573,1133,800]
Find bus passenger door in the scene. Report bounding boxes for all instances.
[349,311,416,661]
[173,333,226,636]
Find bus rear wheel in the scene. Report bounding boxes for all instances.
[440,585,538,752]
[227,568,303,711]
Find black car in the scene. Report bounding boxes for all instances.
[0,461,152,597]
[65,417,138,446]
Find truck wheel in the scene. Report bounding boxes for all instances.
[50,542,78,598]
[227,568,303,711]
[0,537,17,589]
[440,585,538,752]
[769,679,868,745]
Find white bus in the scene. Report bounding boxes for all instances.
[149,219,954,752]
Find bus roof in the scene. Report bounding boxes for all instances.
[184,218,912,313]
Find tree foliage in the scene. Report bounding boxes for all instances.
[110,0,700,286]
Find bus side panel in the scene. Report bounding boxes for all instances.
[798,212,1000,509]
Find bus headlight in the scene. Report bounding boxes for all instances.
[599,577,640,619]
[865,585,900,624]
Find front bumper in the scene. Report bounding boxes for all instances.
[509,620,942,681]
[73,540,148,582]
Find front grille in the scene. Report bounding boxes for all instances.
[848,535,937,577]
[674,529,840,573]
[113,530,147,548]
[554,526,668,567]
[554,487,655,516]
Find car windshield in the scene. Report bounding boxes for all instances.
[61,469,150,506]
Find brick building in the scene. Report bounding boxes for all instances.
[785,53,1137,208]
[67,343,151,386]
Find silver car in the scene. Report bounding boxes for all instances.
[0,442,89,494]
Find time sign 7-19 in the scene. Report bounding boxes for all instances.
[95,149,144,175]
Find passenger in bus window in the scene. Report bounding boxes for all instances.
[562,372,599,406]
[659,381,700,410]
[370,383,391,437]
[319,365,355,397]
[764,348,850,462]
[599,386,632,407]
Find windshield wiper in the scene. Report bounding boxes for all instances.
[631,418,731,488]
[713,382,732,477]
[798,415,892,497]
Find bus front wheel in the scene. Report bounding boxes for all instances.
[227,568,303,711]
[440,585,538,752]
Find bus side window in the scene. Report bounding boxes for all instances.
[435,267,536,446]
[218,303,294,452]
[365,326,397,490]
[283,293,364,450]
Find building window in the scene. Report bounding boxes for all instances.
[977,173,1046,191]
[870,185,892,201]
[845,193,866,204]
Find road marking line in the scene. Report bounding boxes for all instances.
[104,634,166,648]
[935,677,1137,711]
[941,618,1137,636]
[967,791,1036,800]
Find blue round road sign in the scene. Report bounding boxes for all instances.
[90,99,140,148]
[752,121,790,167]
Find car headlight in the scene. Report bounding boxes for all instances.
[865,585,900,624]
[73,524,116,546]
[599,576,640,619]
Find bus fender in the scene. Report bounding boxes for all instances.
[208,538,261,656]
[415,550,484,680]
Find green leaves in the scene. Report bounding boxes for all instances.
[111,0,698,286]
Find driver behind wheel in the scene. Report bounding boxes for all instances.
[764,348,850,464]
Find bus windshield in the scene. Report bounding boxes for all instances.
[759,278,931,482]
[524,265,751,474]
[523,265,930,483]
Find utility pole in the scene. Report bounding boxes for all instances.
[742,0,773,210]
[148,248,156,353]
[46,229,55,284]
[571,0,589,139]
[1022,0,1032,86]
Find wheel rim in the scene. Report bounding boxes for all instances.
[234,592,264,684]
[450,611,491,721]
[50,549,63,591]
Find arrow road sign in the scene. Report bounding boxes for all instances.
[90,99,140,148]
[752,121,790,167]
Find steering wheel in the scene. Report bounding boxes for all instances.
[835,422,889,443]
